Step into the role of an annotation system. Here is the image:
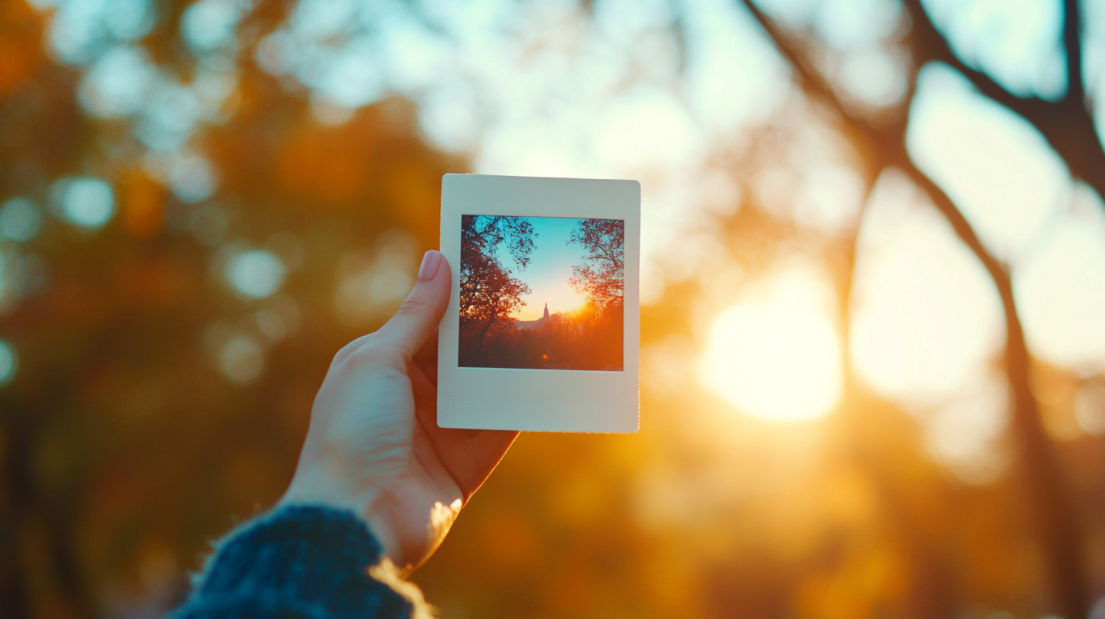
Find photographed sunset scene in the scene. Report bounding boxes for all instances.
[501,217,587,321]
[459,215,624,370]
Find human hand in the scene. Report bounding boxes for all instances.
[280,250,518,572]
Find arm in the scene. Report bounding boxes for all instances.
[172,251,518,618]
[171,505,421,619]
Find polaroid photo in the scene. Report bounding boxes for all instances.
[437,174,640,433]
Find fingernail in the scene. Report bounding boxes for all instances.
[417,251,443,281]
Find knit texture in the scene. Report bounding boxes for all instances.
[172,504,416,619]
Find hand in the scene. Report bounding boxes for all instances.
[280,250,518,572]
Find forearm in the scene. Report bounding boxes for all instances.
[171,504,431,619]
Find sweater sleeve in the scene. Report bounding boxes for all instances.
[171,504,424,619]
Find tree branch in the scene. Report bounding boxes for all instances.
[738,0,907,184]
[739,0,890,151]
[739,1,1090,617]
[902,0,1105,202]
[898,163,1089,619]
[1063,0,1085,106]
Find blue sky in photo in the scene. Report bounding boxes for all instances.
[491,215,590,321]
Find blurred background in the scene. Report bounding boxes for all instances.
[1,0,1104,617]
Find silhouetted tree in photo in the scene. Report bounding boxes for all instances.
[564,219,624,369]
[459,216,536,362]
[459,216,626,371]
[567,219,624,318]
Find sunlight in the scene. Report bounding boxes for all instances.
[515,283,587,320]
[554,289,587,314]
[699,269,842,422]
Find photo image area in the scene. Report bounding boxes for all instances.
[459,215,624,371]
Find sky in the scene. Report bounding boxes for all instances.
[491,216,591,321]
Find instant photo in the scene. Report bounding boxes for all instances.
[437,174,640,433]
[459,215,624,372]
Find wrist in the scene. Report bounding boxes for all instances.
[279,476,415,568]
[358,487,463,573]
[278,473,384,542]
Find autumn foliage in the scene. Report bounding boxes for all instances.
[458,215,535,358]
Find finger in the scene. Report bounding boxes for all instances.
[333,273,444,368]
[410,366,518,500]
[409,361,467,439]
[332,333,375,367]
[368,251,451,360]
[413,329,439,386]
[422,361,438,387]
[413,327,438,367]
[410,359,438,428]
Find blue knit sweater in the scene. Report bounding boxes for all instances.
[172,504,421,619]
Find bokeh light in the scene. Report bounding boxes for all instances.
[0,198,43,242]
[1015,185,1105,374]
[181,0,247,53]
[923,370,1011,483]
[334,232,418,327]
[700,268,842,422]
[1076,382,1105,436]
[0,339,16,387]
[78,45,157,118]
[168,155,217,203]
[52,177,116,230]
[226,250,286,300]
[219,333,264,384]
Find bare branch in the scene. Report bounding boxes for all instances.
[902,0,1105,202]
[739,0,846,120]
[739,0,907,184]
[898,162,1089,619]
[1063,0,1085,106]
[735,0,991,294]
[739,2,1090,617]
[903,0,1042,118]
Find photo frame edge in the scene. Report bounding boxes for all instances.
[437,174,640,433]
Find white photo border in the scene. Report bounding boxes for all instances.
[437,174,640,433]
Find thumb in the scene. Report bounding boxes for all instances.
[371,251,452,359]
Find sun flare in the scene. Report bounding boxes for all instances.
[699,270,843,422]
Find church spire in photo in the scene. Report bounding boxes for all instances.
[543,302,549,320]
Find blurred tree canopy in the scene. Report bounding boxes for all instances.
[1,1,1105,619]
[0,1,460,616]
